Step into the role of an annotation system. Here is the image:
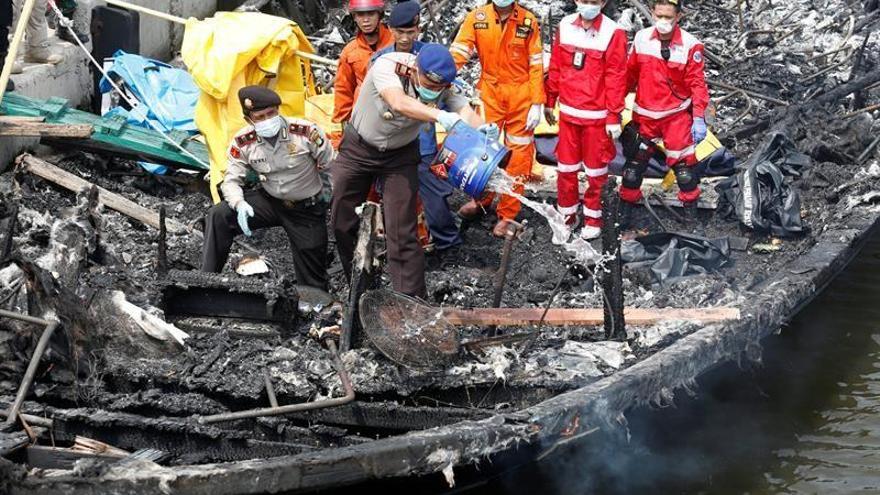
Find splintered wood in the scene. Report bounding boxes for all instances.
[443,307,741,327]
[0,117,93,138]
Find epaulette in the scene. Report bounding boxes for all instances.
[235,131,258,147]
[289,122,312,137]
[395,62,412,78]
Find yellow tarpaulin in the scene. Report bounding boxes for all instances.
[182,12,316,203]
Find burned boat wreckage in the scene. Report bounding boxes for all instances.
[2,0,880,493]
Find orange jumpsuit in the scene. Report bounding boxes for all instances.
[332,24,394,125]
[451,3,544,221]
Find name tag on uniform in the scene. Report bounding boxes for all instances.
[573,51,585,69]
[474,22,488,29]
[252,158,267,164]
[515,25,531,39]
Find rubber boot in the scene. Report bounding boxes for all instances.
[24,44,63,65]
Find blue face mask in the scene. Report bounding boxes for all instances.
[493,0,515,7]
[417,86,442,102]
[577,4,602,20]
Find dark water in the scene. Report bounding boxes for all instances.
[462,232,880,494]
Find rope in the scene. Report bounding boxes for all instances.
[48,2,211,171]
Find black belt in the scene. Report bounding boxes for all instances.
[271,191,323,209]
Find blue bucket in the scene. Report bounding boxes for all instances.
[435,121,511,198]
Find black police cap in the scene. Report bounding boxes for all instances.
[388,1,420,28]
[238,86,282,113]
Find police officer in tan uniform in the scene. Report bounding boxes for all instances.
[201,86,334,290]
[331,43,489,298]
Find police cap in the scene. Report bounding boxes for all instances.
[238,86,282,114]
[415,43,457,85]
[389,1,420,28]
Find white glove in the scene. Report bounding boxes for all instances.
[606,124,622,140]
[236,201,255,237]
[436,110,462,131]
[526,104,543,131]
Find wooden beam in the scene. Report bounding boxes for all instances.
[443,307,740,327]
[0,120,93,138]
[18,154,189,234]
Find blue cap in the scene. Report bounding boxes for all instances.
[416,43,457,85]
[389,1,420,28]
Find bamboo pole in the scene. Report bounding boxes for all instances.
[102,0,337,67]
[0,0,39,110]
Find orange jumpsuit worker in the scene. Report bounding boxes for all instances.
[451,0,545,238]
[333,0,394,126]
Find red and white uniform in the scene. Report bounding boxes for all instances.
[622,24,709,204]
[546,13,627,227]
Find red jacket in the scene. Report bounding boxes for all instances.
[626,25,710,120]
[546,13,627,126]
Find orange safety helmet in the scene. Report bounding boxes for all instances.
[348,0,385,12]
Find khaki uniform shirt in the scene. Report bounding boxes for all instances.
[350,52,469,152]
[221,117,333,208]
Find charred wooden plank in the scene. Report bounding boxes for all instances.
[17,154,189,234]
[443,307,740,327]
[283,401,489,431]
[161,269,298,330]
[341,202,381,352]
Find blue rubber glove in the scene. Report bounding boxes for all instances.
[436,110,462,131]
[477,123,500,142]
[236,201,255,237]
[692,117,707,143]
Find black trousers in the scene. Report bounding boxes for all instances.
[330,128,425,298]
[1,0,11,57]
[201,189,329,291]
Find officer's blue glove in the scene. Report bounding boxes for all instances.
[477,123,500,142]
[436,110,462,131]
[236,201,255,237]
[692,117,707,143]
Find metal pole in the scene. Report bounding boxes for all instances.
[198,340,354,424]
[489,221,523,336]
[0,309,59,427]
[101,0,338,67]
[0,0,39,109]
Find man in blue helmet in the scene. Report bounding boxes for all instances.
[331,43,485,298]
[370,1,463,254]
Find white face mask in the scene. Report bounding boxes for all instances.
[655,19,674,34]
[577,4,602,20]
[253,115,283,138]
[493,0,514,7]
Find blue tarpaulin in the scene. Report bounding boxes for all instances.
[99,50,200,134]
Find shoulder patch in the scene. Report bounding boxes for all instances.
[693,51,703,63]
[229,146,241,159]
[474,21,489,29]
[235,131,257,147]
[395,62,412,77]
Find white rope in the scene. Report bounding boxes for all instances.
[48,2,211,171]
